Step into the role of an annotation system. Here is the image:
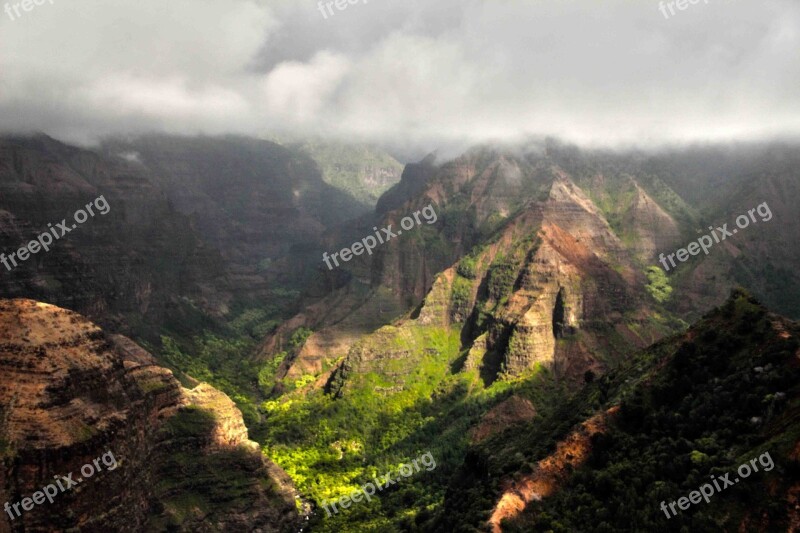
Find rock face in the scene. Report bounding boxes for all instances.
[269,146,685,386]
[257,140,800,394]
[0,134,370,342]
[0,299,299,533]
[486,408,616,533]
[0,135,231,340]
[375,154,437,215]
[326,173,671,392]
[481,176,648,379]
[102,135,367,287]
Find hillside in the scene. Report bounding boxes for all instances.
[439,289,800,532]
[3,136,800,532]
[262,144,689,388]
[0,299,300,532]
[265,141,800,388]
[101,135,368,300]
[0,134,229,340]
[289,139,403,208]
[252,141,800,532]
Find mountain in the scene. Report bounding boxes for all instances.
[287,139,404,208]
[266,140,800,385]
[2,135,800,532]
[254,140,800,532]
[264,144,689,388]
[440,289,800,532]
[101,134,369,300]
[255,145,692,531]
[0,299,300,532]
[0,134,230,341]
[548,140,800,319]
[0,134,373,343]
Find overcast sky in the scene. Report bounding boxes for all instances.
[1,0,798,152]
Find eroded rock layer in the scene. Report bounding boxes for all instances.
[0,299,299,532]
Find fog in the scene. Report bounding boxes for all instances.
[1,0,798,153]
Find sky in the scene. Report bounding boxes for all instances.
[1,0,799,152]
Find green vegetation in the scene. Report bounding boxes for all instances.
[258,352,287,395]
[159,333,263,426]
[292,140,403,206]
[289,327,313,350]
[487,256,518,303]
[137,378,171,394]
[159,406,218,439]
[259,324,531,531]
[446,290,800,533]
[587,177,639,239]
[645,265,673,303]
[153,302,310,427]
[456,255,479,279]
[253,311,574,532]
[451,275,473,318]
[229,307,280,340]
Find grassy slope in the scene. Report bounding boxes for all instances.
[258,318,566,532]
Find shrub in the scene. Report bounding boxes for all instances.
[645,266,673,303]
[457,256,479,279]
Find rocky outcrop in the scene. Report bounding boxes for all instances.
[323,173,666,397]
[448,175,665,383]
[623,181,682,262]
[0,299,299,532]
[486,407,617,533]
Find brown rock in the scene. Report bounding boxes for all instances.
[0,299,299,532]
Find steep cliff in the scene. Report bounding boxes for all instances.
[0,134,372,344]
[102,135,367,293]
[0,299,299,532]
[301,159,680,394]
[0,135,231,340]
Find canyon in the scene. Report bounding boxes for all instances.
[1,135,800,531]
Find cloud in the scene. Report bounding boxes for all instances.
[1,0,798,149]
[88,75,248,118]
[261,51,351,124]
